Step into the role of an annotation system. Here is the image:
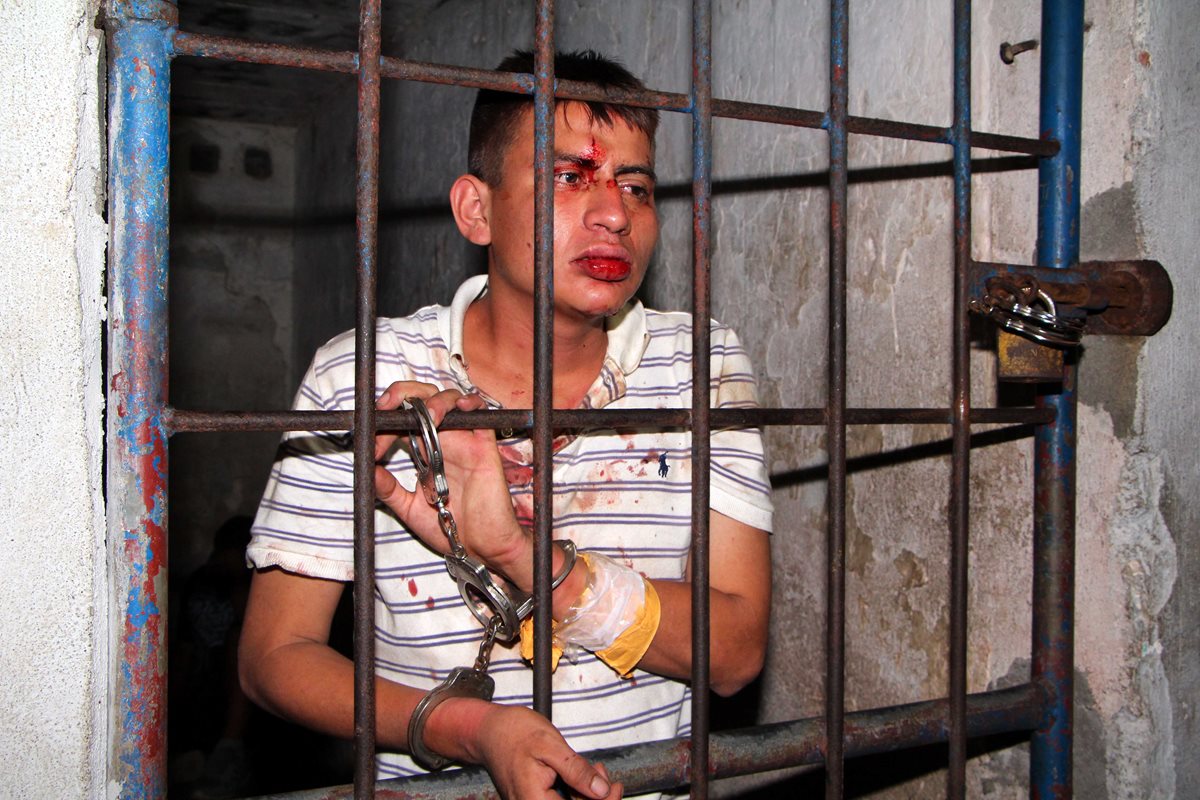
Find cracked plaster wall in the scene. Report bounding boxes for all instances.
[0,0,108,796]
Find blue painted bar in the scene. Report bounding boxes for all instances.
[105,2,177,798]
[1031,1,1083,797]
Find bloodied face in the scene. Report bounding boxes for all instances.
[472,102,658,323]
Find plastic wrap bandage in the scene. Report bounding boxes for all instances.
[520,551,662,677]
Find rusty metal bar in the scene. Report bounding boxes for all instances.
[351,0,382,796]
[170,31,1056,156]
[826,1,849,796]
[530,0,557,720]
[970,258,1173,336]
[242,683,1045,799]
[105,2,177,797]
[1030,1,1083,796]
[165,406,1056,434]
[948,0,973,796]
[690,1,714,796]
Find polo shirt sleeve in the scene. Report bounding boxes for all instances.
[709,324,774,533]
[247,336,359,581]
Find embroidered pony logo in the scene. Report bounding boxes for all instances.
[658,452,669,478]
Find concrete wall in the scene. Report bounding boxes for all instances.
[169,116,297,581]
[0,0,108,797]
[1135,1,1200,796]
[1,0,1197,797]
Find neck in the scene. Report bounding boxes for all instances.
[463,288,610,409]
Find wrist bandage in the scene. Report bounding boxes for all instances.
[519,551,661,677]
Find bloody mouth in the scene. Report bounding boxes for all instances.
[575,257,631,281]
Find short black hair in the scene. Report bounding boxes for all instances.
[468,49,659,186]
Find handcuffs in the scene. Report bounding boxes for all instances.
[402,396,576,769]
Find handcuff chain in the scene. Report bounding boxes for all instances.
[474,615,502,674]
[406,397,467,558]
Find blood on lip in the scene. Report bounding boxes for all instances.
[577,256,631,280]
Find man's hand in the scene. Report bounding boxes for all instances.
[425,697,623,800]
[240,569,620,799]
[374,382,534,587]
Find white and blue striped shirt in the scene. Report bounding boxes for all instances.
[249,275,774,784]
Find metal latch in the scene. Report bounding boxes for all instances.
[968,259,1173,381]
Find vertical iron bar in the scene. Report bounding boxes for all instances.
[826,1,849,797]
[105,2,176,797]
[948,1,973,797]
[352,1,382,796]
[689,1,714,794]
[531,0,557,718]
[1030,1,1082,797]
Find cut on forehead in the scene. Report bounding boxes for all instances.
[467,49,659,186]
[490,102,655,182]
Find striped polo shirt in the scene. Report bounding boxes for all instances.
[249,275,774,784]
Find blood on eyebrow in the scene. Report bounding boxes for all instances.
[556,155,601,186]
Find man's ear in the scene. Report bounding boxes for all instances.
[449,174,492,246]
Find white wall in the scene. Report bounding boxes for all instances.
[0,0,108,797]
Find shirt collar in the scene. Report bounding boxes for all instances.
[442,275,651,405]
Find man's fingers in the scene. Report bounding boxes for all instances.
[552,751,612,800]
[376,381,440,460]
[374,464,409,512]
[592,763,623,799]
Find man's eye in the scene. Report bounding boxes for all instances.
[554,170,581,186]
[621,182,652,201]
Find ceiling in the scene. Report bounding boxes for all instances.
[171,0,427,123]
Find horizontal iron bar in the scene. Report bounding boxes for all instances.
[165,406,1056,434]
[171,31,1056,157]
[240,682,1043,799]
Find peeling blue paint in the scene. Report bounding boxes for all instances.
[1031,2,1084,798]
[107,1,176,797]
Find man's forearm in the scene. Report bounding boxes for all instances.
[634,578,767,696]
[240,638,421,750]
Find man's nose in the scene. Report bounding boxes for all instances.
[582,179,631,235]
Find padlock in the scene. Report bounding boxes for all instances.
[997,329,1064,382]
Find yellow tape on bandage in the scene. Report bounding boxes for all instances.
[595,577,660,677]
[518,616,563,671]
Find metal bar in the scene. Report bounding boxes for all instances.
[170,31,1057,157]
[826,1,850,797]
[948,1,973,796]
[105,2,177,798]
[164,406,1057,434]
[351,0,382,796]
[1030,1,1083,797]
[531,0,557,720]
[243,683,1046,800]
[690,1,714,795]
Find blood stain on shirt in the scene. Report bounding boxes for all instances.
[408,578,418,597]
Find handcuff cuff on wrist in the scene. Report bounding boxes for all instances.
[402,396,576,770]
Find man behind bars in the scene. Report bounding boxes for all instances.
[239,50,773,799]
